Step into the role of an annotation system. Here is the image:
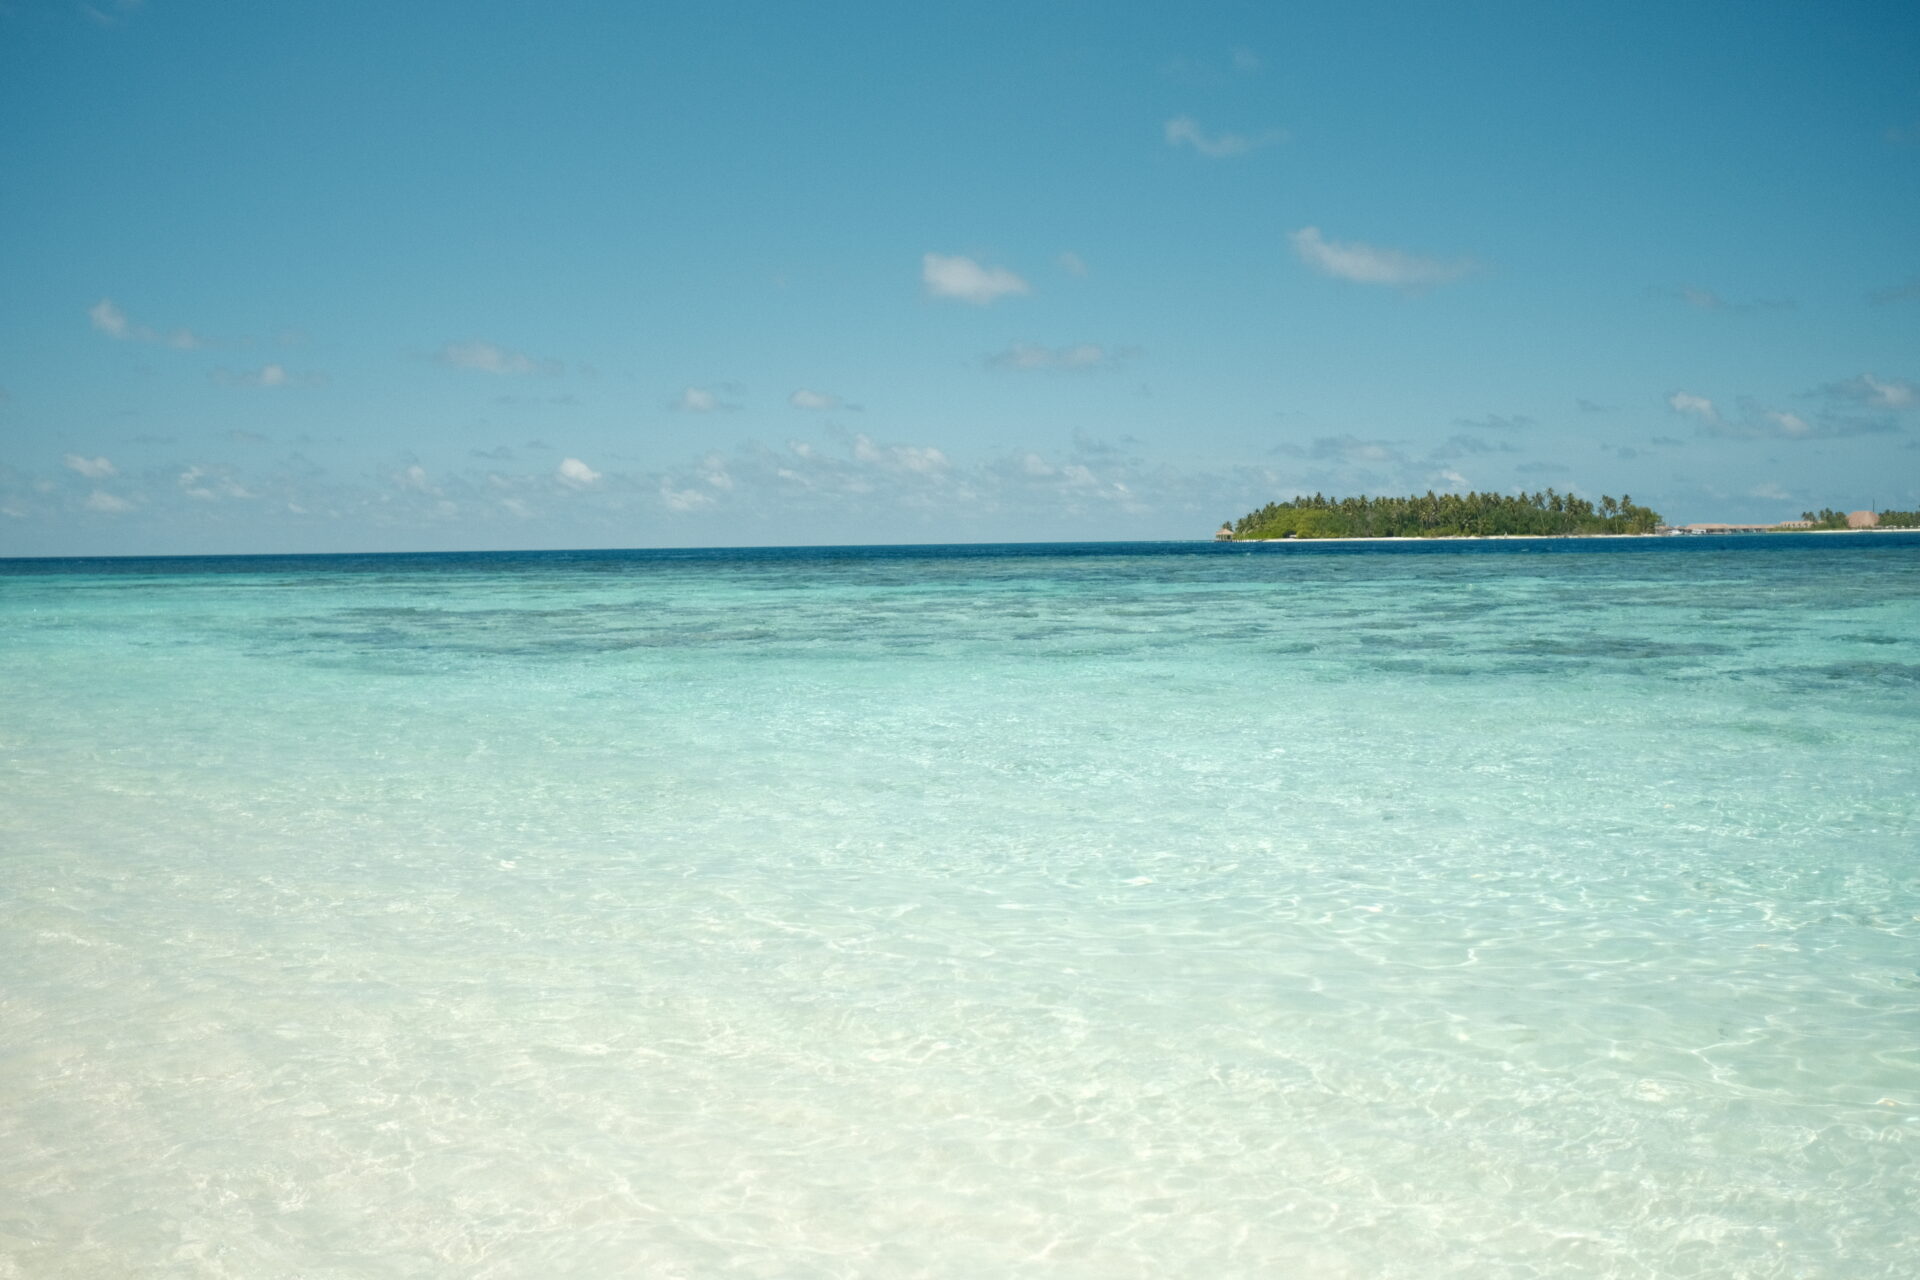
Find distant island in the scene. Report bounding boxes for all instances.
[1224,490,1662,540]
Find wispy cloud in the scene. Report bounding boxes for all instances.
[1273,435,1407,465]
[88,297,205,349]
[87,298,126,338]
[1673,387,1898,439]
[1667,286,1794,313]
[210,363,328,389]
[922,253,1030,305]
[986,342,1121,371]
[84,489,133,512]
[1760,409,1813,438]
[1161,47,1266,82]
[1289,227,1474,289]
[659,480,715,511]
[437,341,561,375]
[1454,413,1533,432]
[82,0,145,29]
[493,393,578,407]
[64,454,117,478]
[1428,434,1520,460]
[1667,391,1720,426]
[1163,115,1287,158]
[15,429,1491,540]
[1868,276,1920,305]
[1056,251,1088,277]
[177,465,253,501]
[852,433,949,475]
[673,386,738,413]
[1814,373,1915,410]
[789,388,851,411]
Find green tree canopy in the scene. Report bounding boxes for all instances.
[1231,490,1664,539]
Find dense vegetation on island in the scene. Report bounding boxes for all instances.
[1230,490,1663,539]
[1801,508,1920,530]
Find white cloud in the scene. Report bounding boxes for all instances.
[988,454,1137,506]
[1667,391,1720,425]
[88,298,128,338]
[1324,437,1396,463]
[64,454,116,478]
[987,342,1114,371]
[1163,115,1287,158]
[1860,374,1914,407]
[1289,227,1474,288]
[177,465,252,501]
[660,482,714,511]
[789,388,841,410]
[211,363,325,388]
[178,467,215,501]
[1671,390,1891,440]
[922,253,1030,305]
[438,341,558,375]
[557,457,601,487]
[84,489,133,512]
[1820,373,1915,409]
[675,385,739,412]
[852,433,949,474]
[88,297,204,348]
[398,464,433,491]
[1057,251,1088,277]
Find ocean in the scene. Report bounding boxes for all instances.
[3,535,1917,1278]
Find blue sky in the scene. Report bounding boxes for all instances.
[3,0,1917,554]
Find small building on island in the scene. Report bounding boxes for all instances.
[1680,519,1814,534]
[1215,524,1235,541]
[1849,510,1880,529]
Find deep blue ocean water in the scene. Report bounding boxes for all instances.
[3,535,1917,1277]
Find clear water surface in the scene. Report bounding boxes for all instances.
[3,535,1917,1278]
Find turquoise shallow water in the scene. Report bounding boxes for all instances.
[3,536,1918,1278]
